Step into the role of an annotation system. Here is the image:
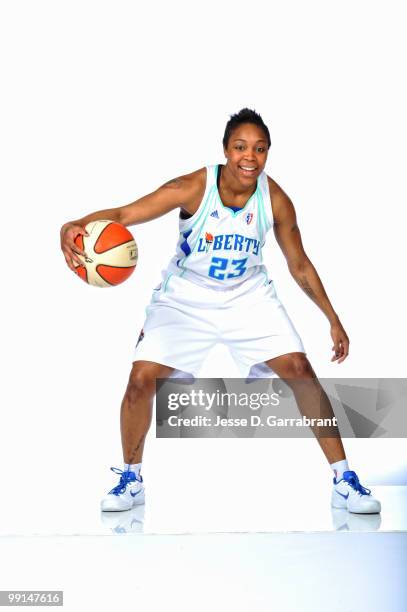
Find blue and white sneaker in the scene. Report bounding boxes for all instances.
[331,470,381,514]
[101,467,145,512]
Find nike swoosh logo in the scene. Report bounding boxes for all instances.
[130,489,142,498]
[336,491,349,500]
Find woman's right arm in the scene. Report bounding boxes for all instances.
[60,169,204,272]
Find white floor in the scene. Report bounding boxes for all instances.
[101,485,405,535]
[1,533,406,611]
[3,479,406,536]
[2,474,406,610]
[2,439,405,610]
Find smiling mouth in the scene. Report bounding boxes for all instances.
[238,165,258,175]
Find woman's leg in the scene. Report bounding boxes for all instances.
[265,352,346,464]
[121,360,174,464]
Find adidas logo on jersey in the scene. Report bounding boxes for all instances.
[210,210,219,218]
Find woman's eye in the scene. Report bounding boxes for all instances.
[235,145,265,152]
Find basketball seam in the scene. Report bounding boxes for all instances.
[94,237,135,254]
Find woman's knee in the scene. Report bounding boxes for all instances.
[267,352,316,379]
[127,361,166,396]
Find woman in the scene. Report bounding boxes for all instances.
[60,108,381,515]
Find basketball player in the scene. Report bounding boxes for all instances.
[60,108,381,515]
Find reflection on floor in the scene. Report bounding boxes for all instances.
[99,504,387,535]
[2,471,405,536]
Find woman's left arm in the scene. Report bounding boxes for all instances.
[269,178,350,363]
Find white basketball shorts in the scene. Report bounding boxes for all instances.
[132,272,306,379]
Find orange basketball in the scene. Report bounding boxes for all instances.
[73,220,138,287]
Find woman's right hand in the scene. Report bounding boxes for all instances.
[60,222,89,272]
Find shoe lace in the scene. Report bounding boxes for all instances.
[108,467,142,496]
[345,471,371,496]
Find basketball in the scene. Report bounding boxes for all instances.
[73,220,138,287]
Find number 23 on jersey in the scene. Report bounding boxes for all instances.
[208,256,248,280]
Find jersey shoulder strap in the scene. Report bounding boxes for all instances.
[178,164,218,230]
[256,171,274,232]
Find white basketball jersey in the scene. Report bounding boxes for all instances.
[165,164,274,289]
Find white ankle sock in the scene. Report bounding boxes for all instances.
[124,463,142,478]
[330,459,349,482]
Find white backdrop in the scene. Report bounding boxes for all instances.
[1,0,406,527]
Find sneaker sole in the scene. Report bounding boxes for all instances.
[101,492,145,512]
[331,492,381,514]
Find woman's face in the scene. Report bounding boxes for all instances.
[223,123,269,185]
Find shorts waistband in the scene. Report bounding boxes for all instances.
[169,269,270,292]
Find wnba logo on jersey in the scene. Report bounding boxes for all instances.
[245,212,254,225]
